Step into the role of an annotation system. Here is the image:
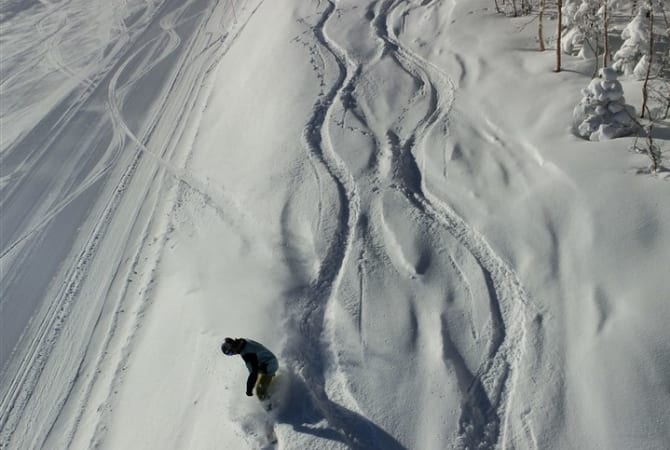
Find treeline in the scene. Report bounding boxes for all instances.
[495,0,668,171]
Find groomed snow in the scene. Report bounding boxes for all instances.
[1,1,669,449]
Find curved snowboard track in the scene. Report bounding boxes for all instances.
[281,1,545,448]
[0,1,263,448]
[377,2,541,447]
[379,2,545,448]
[280,3,386,449]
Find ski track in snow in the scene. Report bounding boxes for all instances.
[278,1,546,448]
[372,2,547,448]
[0,1,265,448]
[280,2,380,449]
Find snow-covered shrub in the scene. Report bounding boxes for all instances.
[612,7,650,75]
[561,0,603,58]
[573,67,637,141]
[561,27,584,56]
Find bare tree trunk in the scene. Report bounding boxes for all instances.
[646,120,660,173]
[603,0,610,67]
[641,5,654,118]
[539,0,546,51]
[494,0,502,14]
[556,0,563,72]
[637,111,661,173]
[512,0,518,17]
[659,2,670,119]
[593,32,600,77]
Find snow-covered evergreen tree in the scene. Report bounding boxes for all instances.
[633,53,662,80]
[612,6,651,75]
[561,0,586,55]
[573,67,637,141]
[561,0,603,58]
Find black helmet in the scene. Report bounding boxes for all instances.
[221,337,238,355]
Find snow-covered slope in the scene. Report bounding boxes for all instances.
[1,1,669,449]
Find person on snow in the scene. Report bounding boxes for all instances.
[221,337,278,400]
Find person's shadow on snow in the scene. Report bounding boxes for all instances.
[272,372,405,450]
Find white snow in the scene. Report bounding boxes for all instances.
[1,1,669,449]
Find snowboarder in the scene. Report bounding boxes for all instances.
[221,337,278,400]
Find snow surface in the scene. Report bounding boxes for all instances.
[1,0,669,449]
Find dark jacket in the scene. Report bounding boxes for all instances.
[239,339,278,395]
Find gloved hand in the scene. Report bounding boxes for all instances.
[246,390,253,397]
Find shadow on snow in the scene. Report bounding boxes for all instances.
[273,371,405,450]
